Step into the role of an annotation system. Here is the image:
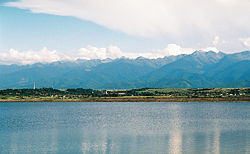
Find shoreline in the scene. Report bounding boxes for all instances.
[0,97,249,102]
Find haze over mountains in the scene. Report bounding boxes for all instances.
[0,50,249,89]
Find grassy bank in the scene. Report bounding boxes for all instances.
[0,96,249,102]
[0,88,249,102]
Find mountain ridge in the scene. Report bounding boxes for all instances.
[0,50,249,89]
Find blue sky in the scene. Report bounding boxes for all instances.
[0,2,170,53]
[0,0,249,64]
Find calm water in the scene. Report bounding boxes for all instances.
[0,102,250,154]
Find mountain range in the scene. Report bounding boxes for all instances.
[0,50,249,89]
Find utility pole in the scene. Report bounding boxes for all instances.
[33,81,36,89]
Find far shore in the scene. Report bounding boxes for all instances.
[1,96,249,102]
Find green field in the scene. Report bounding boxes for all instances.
[0,88,249,102]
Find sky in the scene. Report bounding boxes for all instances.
[0,0,250,65]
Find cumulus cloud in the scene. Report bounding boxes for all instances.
[77,46,123,60]
[239,38,250,48]
[212,36,220,46]
[76,44,198,60]
[4,0,250,42]
[0,47,71,65]
[0,45,221,65]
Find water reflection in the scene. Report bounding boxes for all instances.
[168,104,182,154]
[213,123,220,154]
[81,132,109,154]
[0,102,249,154]
[169,131,182,154]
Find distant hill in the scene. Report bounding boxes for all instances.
[0,51,249,89]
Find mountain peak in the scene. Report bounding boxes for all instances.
[136,56,147,60]
[0,51,248,89]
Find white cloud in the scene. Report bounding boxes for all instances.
[77,44,195,60]
[210,36,227,51]
[150,44,195,57]
[0,47,71,65]
[239,38,250,48]
[202,47,219,53]
[0,45,221,65]
[77,46,123,60]
[212,36,220,46]
[4,0,250,42]
[76,44,197,60]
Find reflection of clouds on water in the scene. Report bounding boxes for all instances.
[1,102,250,153]
[8,113,59,153]
[205,133,212,154]
[81,129,122,154]
[169,132,182,154]
[204,105,221,154]
[77,102,249,154]
[81,141,108,154]
[168,104,182,154]
[209,104,221,154]
[205,119,221,154]
[8,128,59,153]
[213,122,220,154]
[81,131,109,154]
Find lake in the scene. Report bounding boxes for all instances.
[0,102,249,154]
